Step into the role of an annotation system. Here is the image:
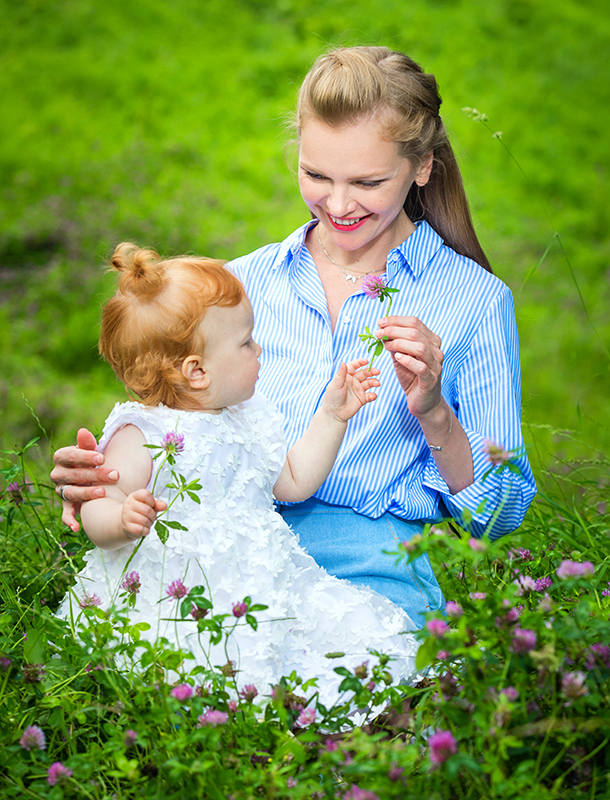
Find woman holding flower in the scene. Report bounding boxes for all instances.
[52,46,535,627]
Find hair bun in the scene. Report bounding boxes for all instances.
[110,242,166,299]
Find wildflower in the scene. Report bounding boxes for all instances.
[197,709,228,727]
[161,431,185,455]
[166,580,188,600]
[445,601,463,618]
[504,606,520,624]
[436,650,451,661]
[228,700,238,713]
[511,628,537,654]
[239,684,258,702]
[287,777,298,788]
[22,663,46,683]
[584,644,610,671]
[120,571,141,595]
[501,686,519,702]
[220,660,237,677]
[535,576,553,592]
[123,729,138,747]
[78,593,102,609]
[483,440,512,467]
[7,482,25,505]
[0,655,11,671]
[469,591,487,601]
[366,681,376,692]
[556,560,595,579]
[429,729,457,765]
[354,661,369,679]
[19,725,46,751]
[468,537,487,552]
[388,763,404,782]
[296,707,317,727]
[537,593,554,614]
[426,619,449,637]
[601,584,610,598]
[190,604,209,621]
[232,600,248,617]
[514,575,536,595]
[170,684,193,701]
[361,274,389,300]
[344,786,380,800]
[401,534,422,553]
[47,762,73,786]
[324,738,339,752]
[561,671,589,702]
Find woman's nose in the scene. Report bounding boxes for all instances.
[326,185,356,217]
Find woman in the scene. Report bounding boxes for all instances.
[51,46,536,627]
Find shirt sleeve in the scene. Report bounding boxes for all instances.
[421,286,536,539]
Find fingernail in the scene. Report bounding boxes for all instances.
[93,488,104,498]
[94,454,103,465]
[108,470,118,481]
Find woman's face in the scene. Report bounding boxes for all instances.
[298,115,431,257]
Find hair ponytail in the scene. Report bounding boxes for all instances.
[297,46,492,272]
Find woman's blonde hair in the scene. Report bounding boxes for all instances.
[99,243,245,410]
[297,46,491,272]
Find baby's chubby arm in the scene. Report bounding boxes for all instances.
[273,358,379,503]
[81,425,167,551]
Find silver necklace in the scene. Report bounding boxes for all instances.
[316,226,385,284]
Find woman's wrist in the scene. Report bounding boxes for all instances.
[416,401,453,452]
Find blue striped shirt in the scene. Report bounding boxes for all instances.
[229,220,536,538]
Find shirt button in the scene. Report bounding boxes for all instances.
[343,316,351,324]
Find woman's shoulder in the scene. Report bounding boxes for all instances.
[226,221,313,281]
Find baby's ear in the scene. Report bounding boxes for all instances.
[181,355,209,389]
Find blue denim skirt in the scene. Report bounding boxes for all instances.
[278,498,445,628]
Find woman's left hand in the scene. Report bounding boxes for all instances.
[376,315,443,419]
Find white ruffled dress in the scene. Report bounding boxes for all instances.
[58,393,419,707]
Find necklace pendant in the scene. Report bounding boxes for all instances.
[345,274,357,284]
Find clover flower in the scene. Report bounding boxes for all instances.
[344,787,380,800]
[361,275,389,300]
[19,725,46,751]
[232,600,248,618]
[483,440,512,467]
[22,663,46,684]
[354,661,369,679]
[166,580,188,600]
[161,431,185,456]
[537,593,554,614]
[584,644,610,670]
[511,627,537,654]
[170,684,193,701]
[287,777,298,788]
[401,533,423,553]
[123,729,138,747]
[468,537,487,552]
[78,593,102,609]
[469,591,487,601]
[535,576,553,592]
[556,560,595,579]
[445,601,463,618]
[0,655,11,671]
[7,481,25,505]
[47,762,73,786]
[296,707,316,727]
[388,763,404,782]
[561,671,589,701]
[501,686,519,702]
[514,575,536,595]
[601,584,610,598]
[427,619,449,637]
[239,684,258,702]
[428,729,457,765]
[197,709,228,727]
[228,700,238,713]
[120,571,141,595]
[190,605,209,621]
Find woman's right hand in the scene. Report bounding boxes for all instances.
[51,428,120,532]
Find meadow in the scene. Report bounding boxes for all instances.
[1,0,610,796]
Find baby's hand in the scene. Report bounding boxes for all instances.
[122,489,167,541]
[322,358,380,423]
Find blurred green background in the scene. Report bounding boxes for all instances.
[1,0,609,483]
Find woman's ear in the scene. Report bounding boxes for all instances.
[415,152,434,186]
[181,355,209,390]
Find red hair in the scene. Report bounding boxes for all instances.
[99,243,245,409]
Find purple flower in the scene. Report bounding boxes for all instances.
[161,431,185,455]
[190,604,209,621]
[514,575,536,595]
[47,762,73,786]
[388,763,404,782]
[287,777,298,788]
[584,644,610,670]
[561,671,589,701]
[7,481,25,505]
[537,593,554,614]
[469,592,487,601]
[197,709,228,727]
[166,580,188,600]
[0,655,11,671]
[445,601,463,619]
[511,627,537,654]
[19,725,46,751]
[344,786,380,800]
[535,576,553,592]
[123,729,138,747]
[228,700,238,713]
[468,537,487,552]
[483,440,512,467]
[601,584,610,598]
[429,729,457,765]
[401,534,423,553]
[120,571,141,595]
[78,593,102,609]
[324,738,339,752]
[296,707,316,727]
[361,275,389,300]
[436,650,451,661]
[239,684,258,702]
[427,619,449,637]
[556,560,595,580]
[501,686,519,702]
[232,600,248,618]
[170,684,193,701]
[22,663,46,683]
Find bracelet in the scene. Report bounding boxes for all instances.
[428,410,453,452]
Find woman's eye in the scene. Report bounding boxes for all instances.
[358,180,383,187]
[304,170,326,180]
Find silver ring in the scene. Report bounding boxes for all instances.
[59,485,70,502]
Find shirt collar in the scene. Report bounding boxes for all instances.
[272,218,444,278]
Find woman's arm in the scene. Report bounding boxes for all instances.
[377,315,474,494]
[273,359,379,502]
[81,425,166,550]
